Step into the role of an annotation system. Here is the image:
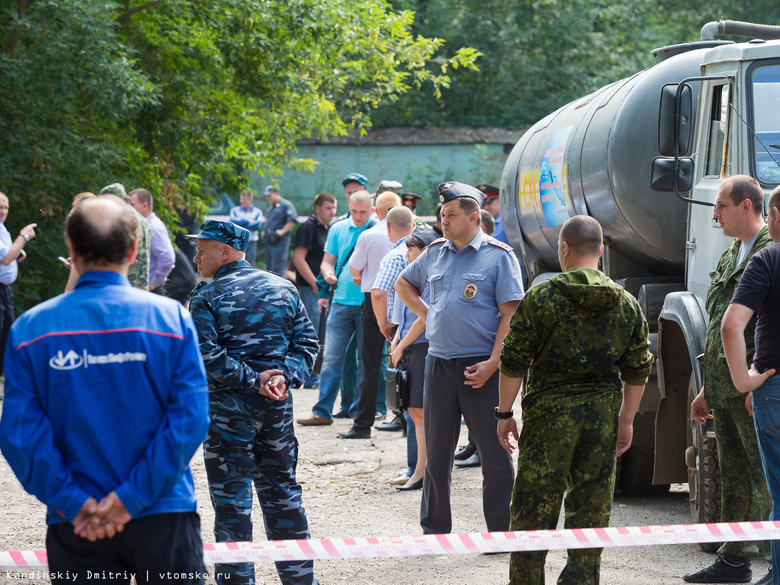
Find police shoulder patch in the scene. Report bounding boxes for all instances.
[487,238,514,253]
[429,237,447,246]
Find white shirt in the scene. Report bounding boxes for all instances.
[348,219,392,293]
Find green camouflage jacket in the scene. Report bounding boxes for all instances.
[127,209,151,290]
[499,267,653,419]
[702,225,771,407]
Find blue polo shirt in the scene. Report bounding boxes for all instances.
[324,216,374,306]
[400,230,524,359]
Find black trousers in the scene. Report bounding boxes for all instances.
[0,283,13,374]
[353,293,388,430]
[46,512,206,585]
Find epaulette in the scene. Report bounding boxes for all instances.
[487,238,514,253]
[429,237,447,246]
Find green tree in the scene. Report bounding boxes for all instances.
[0,0,478,309]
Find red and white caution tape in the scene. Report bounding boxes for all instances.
[2,521,780,570]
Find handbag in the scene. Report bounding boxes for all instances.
[385,366,410,413]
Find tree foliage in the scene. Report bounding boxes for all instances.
[374,0,780,128]
[0,0,478,309]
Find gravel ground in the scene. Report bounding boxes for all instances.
[0,386,769,584]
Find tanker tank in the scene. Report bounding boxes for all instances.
[500,43,722,281]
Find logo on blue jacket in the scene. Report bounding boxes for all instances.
[49,350,84,370]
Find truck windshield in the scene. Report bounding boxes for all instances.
[749,61,780,185]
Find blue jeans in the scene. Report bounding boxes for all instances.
[299,286,321,388]
[752,374,780,585]
[312,302,362,420]
[406,411,417,475]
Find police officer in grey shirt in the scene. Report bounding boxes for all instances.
[395,181,524,534]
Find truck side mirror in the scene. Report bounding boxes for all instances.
[650,157,694,192]
[658,83,693,156]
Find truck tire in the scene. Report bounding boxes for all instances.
[686,374,722,552]
[618,411,671,496]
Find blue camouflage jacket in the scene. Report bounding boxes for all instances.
[189,260,317,392]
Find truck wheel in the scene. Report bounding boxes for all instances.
[686,374,721,552]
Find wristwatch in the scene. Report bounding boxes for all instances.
[20,234,29,242]
[495,407,514,420]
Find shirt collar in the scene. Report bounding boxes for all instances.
[391,235,409,250]
[75,270,131,289]
[214,259,252,279]
[443,229,486,252]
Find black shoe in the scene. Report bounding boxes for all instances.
[332,409,351,419]
[682,557,751,583]
[455,452,481,468]
[376,420,402,431]
[454,443,477,461]
[754,567,772,585]
[338,426,371,439]
[396,478,423,491]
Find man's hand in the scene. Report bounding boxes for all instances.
[738,364,777,394]
[20,223,37,240]
[323,272,337,285]
[317,298,329,312]
[464,358,498,388]
[379,320,395,342]
[259,374,289,401]
[73,492,131,542]
[746,392,754,417]
[497,417,519,455]
[352,276,362,286]
[690,388,712,424]
[311,284,318,295]
[17,249,26,263]
[616,421,633,457]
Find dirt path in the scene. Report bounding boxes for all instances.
[0,387,762,584]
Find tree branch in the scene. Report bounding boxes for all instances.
[5,0,29,60]
[119,0,163,27]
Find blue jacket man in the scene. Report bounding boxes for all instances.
[0,196,210,584]
[187,219,319,585]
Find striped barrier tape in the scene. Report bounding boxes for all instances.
[2,520,780,570]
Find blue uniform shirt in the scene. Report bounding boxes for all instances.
[400,230,524,359]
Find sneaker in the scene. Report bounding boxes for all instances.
[682,557,751,583]
[754,566,772,585]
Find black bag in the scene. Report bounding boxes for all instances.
[385,366,410,413]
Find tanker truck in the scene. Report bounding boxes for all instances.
[499,20,780,531]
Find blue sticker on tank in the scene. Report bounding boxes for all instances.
[539,126,572,227]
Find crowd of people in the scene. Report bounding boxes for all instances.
[0,173,779,585]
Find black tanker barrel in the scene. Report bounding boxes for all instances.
[500,45,715,278]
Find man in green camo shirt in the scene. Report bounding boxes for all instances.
[497,215,652,585]
[99,183,151,290]
[684,175,772,585]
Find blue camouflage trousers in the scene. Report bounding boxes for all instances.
[205,393,317,585]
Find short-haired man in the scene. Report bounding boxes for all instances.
[187,219,319,585]
[395,181,524,534]
[297,191,376,425]
[229,189,264,267]
[341,191,402,438]
[294,192,338,389]
[685,175,772,585]
[723,185,780,585]
[0,196,210,583]
[99,183,151,291]
[342,172,370,204]
[498,215,652,585]
[128,188,175,294]
[262,186,297,275]
[0,191,36,374]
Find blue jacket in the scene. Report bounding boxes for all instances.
[0,271,209,524]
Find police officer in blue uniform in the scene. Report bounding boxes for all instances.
[187,220,319,585]
[395,181,524,534]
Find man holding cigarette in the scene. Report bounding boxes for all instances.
[187,219,319,585]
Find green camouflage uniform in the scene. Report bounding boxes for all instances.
[702,226,772,564]
[127,209,151,290]
[499,267,652,585]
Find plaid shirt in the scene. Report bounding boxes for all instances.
[372,236,409,321]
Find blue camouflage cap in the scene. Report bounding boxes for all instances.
[185,219,250,252]
[438,181,484,206]
[342,173,369,190]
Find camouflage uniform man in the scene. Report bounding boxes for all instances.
[99,183,151,290]
[685,175,772,585]
[497,215,652,585]
[187,220,319,585]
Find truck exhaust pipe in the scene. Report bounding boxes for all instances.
[700,19,780,41]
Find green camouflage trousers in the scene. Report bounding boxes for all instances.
[509,393,620,585]
[714,398,772,563]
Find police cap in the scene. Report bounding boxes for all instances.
[475,183,499,201]
[438,181,484,206]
